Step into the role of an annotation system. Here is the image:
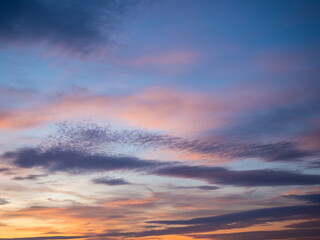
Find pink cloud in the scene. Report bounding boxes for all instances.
[0,83,315,137]
[0,88,227,135]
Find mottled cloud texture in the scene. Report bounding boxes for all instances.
[36,122,319,163]
[2,123,320,187]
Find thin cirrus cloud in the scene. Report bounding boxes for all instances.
[0,0,136,56]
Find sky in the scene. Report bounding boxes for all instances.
[0,0,319,239]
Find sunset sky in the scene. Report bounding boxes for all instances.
[0,0,320,239]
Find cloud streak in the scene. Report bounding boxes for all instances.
[2,146,164,173]
[154,165,320,187]
[3,144,320,187]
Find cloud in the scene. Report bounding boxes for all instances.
[13,174,46,181]
[2,146,165,173]
[0,0,135,56]
[167,184,219,191]
[95,199,320,238]
[189,185,219,191]
[2,197,320,239]
[190,228,320,240]
[0,168,10,173]
[173,140,316,163]
[0,236,89,240]
[2,123,320,187]
[92,177,131,186]
[221,99,320,142]
[285,193,320,204]
[3,143,320,187]
[40,121,185,153]
[0,88,227,133]
[149,201,320,226]
[0,83,318,146]
[309,160,320,168]
[286,219,320,229]
[154,165,320,187]
[40,122,318,163]
[0,198,9,205]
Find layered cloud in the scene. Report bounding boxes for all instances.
[99,196,320,238]
[1,193,319,239]
[3,143,320,187]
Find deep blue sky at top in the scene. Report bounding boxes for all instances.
[0,0,319,95]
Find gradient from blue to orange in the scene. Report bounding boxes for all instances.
[0,0,319,239]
